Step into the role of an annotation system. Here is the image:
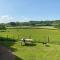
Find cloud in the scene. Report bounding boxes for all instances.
[0,15,16,23]
[0,15,32,23]
[0,15,41,23]
[18,17,31,22]
[15,16,32,22]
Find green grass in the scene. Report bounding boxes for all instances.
[12,42,60,60]
[0,28,60,60]
[0,28,60,43]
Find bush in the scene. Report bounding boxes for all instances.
[0,24,6,30]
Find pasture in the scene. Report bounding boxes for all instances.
[0,28,60,60]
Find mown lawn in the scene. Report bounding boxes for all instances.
[12,42,60,60]
[0,28,60,43]
[0,28,60,60]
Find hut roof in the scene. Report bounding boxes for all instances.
[21,38,33,41]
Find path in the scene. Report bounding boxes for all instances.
[0,45,15,60]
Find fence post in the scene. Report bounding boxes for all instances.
[48,36,50,43]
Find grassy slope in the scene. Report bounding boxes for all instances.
[0,28,60,60]
[12,42,60,60]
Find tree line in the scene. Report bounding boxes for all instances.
[0,20,60,30]
[6,20,60,27]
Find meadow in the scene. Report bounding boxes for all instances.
[0,28,60,60]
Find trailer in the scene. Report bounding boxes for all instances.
[20,38,33,46]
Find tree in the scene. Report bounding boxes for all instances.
[16,22,21,26]
[9,22,16,26]
[55,23,60,28]
[0,24,6,30]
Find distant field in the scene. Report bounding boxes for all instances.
[7,26,56,29]
[0,27,60,60]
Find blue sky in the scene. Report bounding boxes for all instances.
[0,0,60,23]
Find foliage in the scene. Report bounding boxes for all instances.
[9,22,16,26]
[54,23,60,28]
[0,24,6,30]
[1,20,60,27]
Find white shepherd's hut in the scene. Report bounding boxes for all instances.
[20,38,33,45]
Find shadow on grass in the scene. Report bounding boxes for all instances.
[0,37,23,60]
[15,55,23,60]
[0,37,17,51]
[50,41,60,45]
[23,43,36,46]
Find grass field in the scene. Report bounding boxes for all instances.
[0,28,60,60]
[0,28,60,43]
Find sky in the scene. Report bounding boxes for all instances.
[0,0,60,23]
